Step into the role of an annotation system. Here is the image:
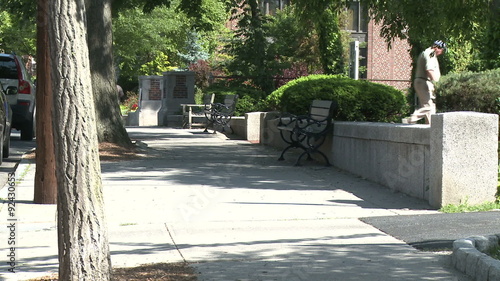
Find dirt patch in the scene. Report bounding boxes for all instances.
[98,142,146,161]
[27,262,198,280]
[22,141,147,162]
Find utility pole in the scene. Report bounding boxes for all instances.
[34,0,57,204]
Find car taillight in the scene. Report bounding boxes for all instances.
[18,80,31,94]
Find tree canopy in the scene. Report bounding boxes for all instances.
[113,0,228,89]
[363,0,498,72]
[0,10,36,56]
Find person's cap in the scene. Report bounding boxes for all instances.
[433,40,447,52]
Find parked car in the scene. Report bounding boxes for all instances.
[0,53,35,140]
[0,82,12,164]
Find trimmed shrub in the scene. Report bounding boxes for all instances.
[267,74,408,122]
[435,68,500,114]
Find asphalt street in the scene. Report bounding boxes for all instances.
[361,211,500,250]
[0,131,36,188]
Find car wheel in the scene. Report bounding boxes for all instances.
[3,130,10,158]
[21,120,34,141]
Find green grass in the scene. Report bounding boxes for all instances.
[120,105,129,115]
[488,245,500,260]
[119,223,138,226]
[440,200,500,213]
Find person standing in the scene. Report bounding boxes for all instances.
[404,40,447,124]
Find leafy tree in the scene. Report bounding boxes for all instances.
[113,0,227,89]
[292,0,346,75]
[480,0,500,69]
[139,52,176,75]
[226,0,281,93]
[113,5,191,87]
[178,30,210,67]
[176,0,232,31]
[265,6,321,73]
[0,10,36,56]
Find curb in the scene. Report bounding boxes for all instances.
[452,234,500,280]
[0,159,33,197]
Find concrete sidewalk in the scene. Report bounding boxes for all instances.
[0,127,471,280]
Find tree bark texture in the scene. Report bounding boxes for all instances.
[34,0,57,205]
[86,0,132,147]
[48,0,112,279]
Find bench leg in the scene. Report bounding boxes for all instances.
[295,151,311,166]
[205,115,219,133]
[278,130,308,162]
[223,124,234,135]
[187,109,193,129]
[204,120,214,133]
[294,150,331,166]
[278,143,308,162]
[278,145,294,161]
[292,134,331,166]
[317,150,332,166]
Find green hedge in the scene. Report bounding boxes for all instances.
[435,68,500,114]
[267,74,408,122]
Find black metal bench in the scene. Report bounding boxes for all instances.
[204,95,238,134]
[277,100,336,166]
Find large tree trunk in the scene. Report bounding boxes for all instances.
[48,0,112,279]
[87,0,132,147]
[34,0,57,204]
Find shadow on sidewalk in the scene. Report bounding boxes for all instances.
[102,128,433,213]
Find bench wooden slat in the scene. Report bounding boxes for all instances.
[310,108,331,119]
[311,100,333,109]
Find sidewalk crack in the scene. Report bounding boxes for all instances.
[164,223,188,263]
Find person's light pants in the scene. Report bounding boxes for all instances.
[410,78,436,124]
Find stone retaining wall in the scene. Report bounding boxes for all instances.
[231,111,499,208]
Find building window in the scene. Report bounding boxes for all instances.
[346,0,368,33]
[260,0,290,15]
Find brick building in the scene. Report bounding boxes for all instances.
[345,0,412,91]
[365,18,412,90]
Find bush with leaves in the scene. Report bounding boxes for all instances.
[188,59,226,90]
[267,74,408,122]
[435,68,500,114]
[204,81,268,116]
[120,91,139,115]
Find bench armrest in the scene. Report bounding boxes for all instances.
[209,103,234,115]
[295,116,331,134]
[182,103,212,114]
[277,113,298,127]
